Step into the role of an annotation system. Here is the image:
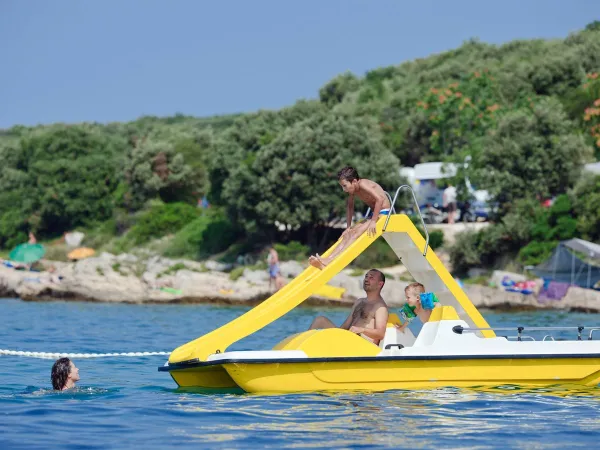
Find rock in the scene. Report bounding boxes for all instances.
[280,261,304,278]
[563,286,600,312]
[242,269,269,284]
[204,260,232,272]
[2,256,600,313]
[116,253,139,263]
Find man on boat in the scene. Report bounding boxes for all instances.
[308,269,389,345]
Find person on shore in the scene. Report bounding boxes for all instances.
[51,357,80,391]
[308,167,391,270]
[267,247,286,291]
[308,269,389,345]
[443,183,457,224]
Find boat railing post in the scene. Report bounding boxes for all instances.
[385,184,429,257]
[588,329,600,340]
[517,326,524,342]
[578,326,584,341]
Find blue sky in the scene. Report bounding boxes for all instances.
[0,0,597,128]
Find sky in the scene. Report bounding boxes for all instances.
[0,0,598,128]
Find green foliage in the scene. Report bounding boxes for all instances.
[273,241,309,261]
[472,98,592,207]
[572,174,600,242]
[229,266,245,281]
[319,72,361,106]
[123,139,197,209]
[417,71,502,158]
[518,240,557,267]
[0,125,126,247]
[427,230,445,250]
[352,239,399,269]
[222,113,399,241]
[128,202,198,245]
[165,209,239,259]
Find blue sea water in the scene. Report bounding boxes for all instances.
[2,297,600,449]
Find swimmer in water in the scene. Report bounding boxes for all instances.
[51,357,80,391]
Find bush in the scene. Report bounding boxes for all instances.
[518,240,557,266]
[165,209,239,259]
[128,202,198,245]
[229,266,245,281]
[448,231,485,275]
[352,239,399,269]
[426,230,444,250]
[409,216,444,249]
[273,241,309,261]
[572,174,600,242]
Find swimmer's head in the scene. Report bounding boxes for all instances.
[51,357,80,391]
[404,282,425,307]
[338,166,360,194]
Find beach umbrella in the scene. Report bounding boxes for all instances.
[9,243,46,263]
[67,247,96,260]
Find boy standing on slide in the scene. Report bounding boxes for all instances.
[309,166,390,270]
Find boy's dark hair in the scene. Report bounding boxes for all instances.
[368,269,385,286]
[337,166,360,182]
[51,357,71,390]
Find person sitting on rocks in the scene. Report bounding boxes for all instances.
[308,269,389,345]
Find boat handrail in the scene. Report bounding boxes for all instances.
[383,184,430,257]
[506,336,535,341]
[453,325,588,341]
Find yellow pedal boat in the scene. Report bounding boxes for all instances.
[160,188,600,393]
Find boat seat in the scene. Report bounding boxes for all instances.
[379,313,417,350]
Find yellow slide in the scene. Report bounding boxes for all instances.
[168,214,492,364]
[168,217,387,364]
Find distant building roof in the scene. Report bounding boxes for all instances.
[584,162,600,175]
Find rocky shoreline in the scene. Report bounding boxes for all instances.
[1,252,600,312]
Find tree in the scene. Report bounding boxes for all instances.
[0,125,126,245]
[572,174,600,242]
[472,97,593,208]
[123,138,196,209]
[319,72,360,106]
[222,113,400,248]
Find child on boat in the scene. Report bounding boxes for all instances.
[395,282,441,332]
[308,166,391,270]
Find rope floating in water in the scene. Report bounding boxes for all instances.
[0,349,170,359]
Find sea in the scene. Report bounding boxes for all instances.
[2,297,600,449]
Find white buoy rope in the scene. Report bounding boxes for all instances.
[0,349,170,359]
